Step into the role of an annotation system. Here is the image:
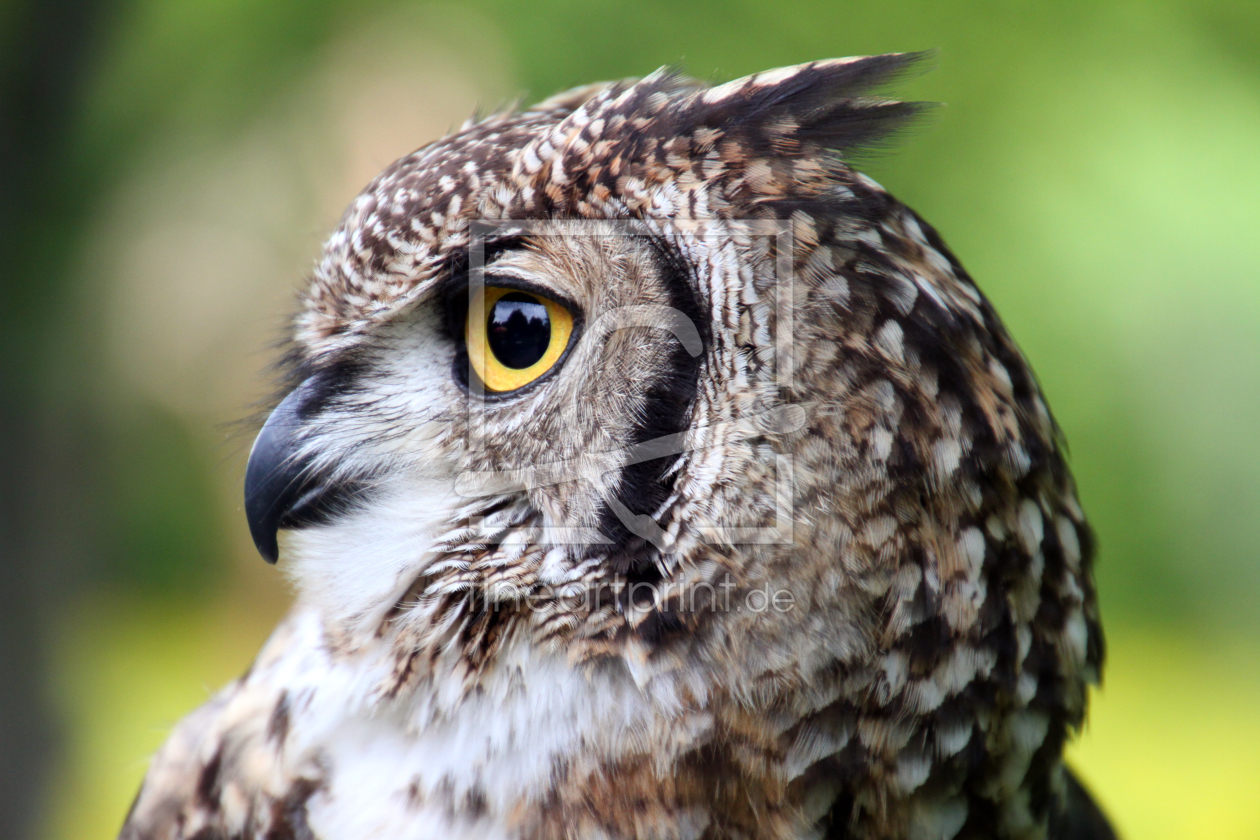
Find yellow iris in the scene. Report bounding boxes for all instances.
[466,286,574,393]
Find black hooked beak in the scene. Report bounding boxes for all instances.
[244,381,359,564]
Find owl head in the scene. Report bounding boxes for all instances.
[243,50,1096,759]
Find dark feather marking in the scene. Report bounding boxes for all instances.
[266,691,291,745]
[1026,721,1071,822]
[195,746,224,811]
[903,612,951,678]
[263,778,320,840]
[597,235,707,588]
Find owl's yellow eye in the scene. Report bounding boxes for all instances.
[465,286,574,393]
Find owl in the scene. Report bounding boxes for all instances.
[120,54,1113,840]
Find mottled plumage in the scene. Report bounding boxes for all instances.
[121,54,1111,840]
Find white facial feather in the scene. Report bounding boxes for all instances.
[281,477,459,633]
[238,609,712,839]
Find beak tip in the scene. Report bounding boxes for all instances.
[244,387,307,565]
[252,525,281,565]
[244,468,286,564]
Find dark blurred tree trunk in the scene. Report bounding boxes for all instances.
[0,1,122,837]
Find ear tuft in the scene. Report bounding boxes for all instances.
[695,52,937,155]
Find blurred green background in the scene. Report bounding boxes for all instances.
[2,1,1258,838]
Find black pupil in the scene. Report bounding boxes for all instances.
[487,292,551,369]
